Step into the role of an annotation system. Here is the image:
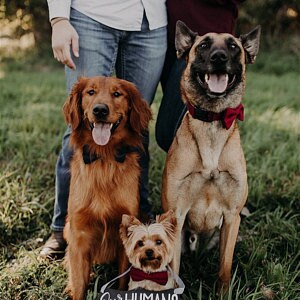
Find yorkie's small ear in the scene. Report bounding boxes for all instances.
[120,214,141,242]
[121,214,141,227]
[157,210,177,241]
[120,214,130,243]
[121,214,132,228]
[157,210,177,226]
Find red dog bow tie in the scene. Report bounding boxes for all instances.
[222,104,244,129]
[129,267,168,286]
[187,102,244,129]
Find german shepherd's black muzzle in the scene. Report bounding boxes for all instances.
[189,35,246,98]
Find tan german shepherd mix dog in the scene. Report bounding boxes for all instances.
[162,21,261,292]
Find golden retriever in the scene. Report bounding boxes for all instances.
[63,76,152,299]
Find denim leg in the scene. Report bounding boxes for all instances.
[116,17,167,104]
[116,17,167,213]
[155,59,187,152]
[51,9,120,230]
[65,8,119,92]
[51,127,72,231]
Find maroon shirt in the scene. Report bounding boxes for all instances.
[167,0,244,44]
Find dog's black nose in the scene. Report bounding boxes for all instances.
[145,249,154,257]
[93,104,109,119]
[210,49,228,63]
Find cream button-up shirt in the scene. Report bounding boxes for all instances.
[47,0,167,30]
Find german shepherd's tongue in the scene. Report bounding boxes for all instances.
[92,123,111,146]
[206,74,228,93]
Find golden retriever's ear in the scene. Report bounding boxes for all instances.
[63,77,87,130]
[123,81,152,135]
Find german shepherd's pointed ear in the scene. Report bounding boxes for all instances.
[63,77,87,130]
[239,26,261,64]
[175,20,198,59]
[123,81,152,135]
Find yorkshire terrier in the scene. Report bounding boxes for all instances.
[120,210,177,291]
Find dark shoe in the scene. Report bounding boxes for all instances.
[39,231,67,260]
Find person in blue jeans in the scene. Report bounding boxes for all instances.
[40,1,167,259]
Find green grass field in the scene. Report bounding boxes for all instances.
[0,53,299,299]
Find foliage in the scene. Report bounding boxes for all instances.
[237,0,300,35]
[1,0,51,53]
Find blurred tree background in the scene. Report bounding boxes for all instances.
[1,0,51,57]
[237,0,300,55]
[0,0,299,61]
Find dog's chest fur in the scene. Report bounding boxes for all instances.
[69,150,140,220]
[165,114,247,232]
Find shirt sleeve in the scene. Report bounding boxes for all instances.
[47,0,71,20]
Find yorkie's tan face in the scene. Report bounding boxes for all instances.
[120,211,177,273]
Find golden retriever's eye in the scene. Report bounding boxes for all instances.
[137,240,144,247]
[113,91,121,97]
[87,89,95,96]
[156,239,162,245]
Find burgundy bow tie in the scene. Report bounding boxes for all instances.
[187,102,244,129]
[129,267,168,286]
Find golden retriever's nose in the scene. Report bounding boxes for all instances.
[93,104,109,120]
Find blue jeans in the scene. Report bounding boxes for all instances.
[51,8,167,231]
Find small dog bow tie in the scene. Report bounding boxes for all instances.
[129,267,168,285]
[187,102,244,129]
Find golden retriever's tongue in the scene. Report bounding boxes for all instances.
[206,74,228,93]
[92,123,111,146]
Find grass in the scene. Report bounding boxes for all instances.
[0,51,299,299]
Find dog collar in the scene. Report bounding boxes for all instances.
[186,101,244,129]
[129,267,168,286]
[82,145,139,164]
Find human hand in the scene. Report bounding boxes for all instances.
[51,19,79,70]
